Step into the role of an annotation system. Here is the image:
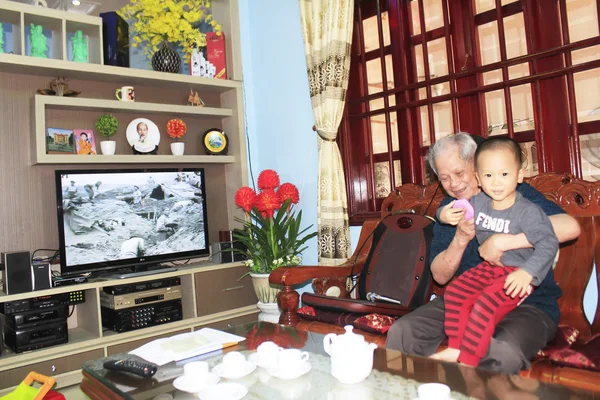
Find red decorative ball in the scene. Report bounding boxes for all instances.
[257,169,280,190]
[255,189,281,217]
[235,187,257,212]
[166,119,187,140]
[278,183,300,204]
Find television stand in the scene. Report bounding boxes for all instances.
[103,265,178,280]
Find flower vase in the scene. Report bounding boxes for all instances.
[250,273,281,322]
[151,41,181,74]
[170,142,185,155]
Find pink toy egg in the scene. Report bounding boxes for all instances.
[452,199,475,220]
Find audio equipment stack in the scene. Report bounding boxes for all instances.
[100,277,183,333]
[1,290,85,353]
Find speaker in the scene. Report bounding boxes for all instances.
[1,251,33,295]
[32,262,52,291]
[211,242,247,264]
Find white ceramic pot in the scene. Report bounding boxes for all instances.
[171,142,185,155]
[249,273,282,304]
[100,140,116,155]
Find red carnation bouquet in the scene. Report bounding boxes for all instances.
[233,169,317,275]
[166,119,187,142]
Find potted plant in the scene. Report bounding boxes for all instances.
[166,118,186,155]
[95,114,118,155]
[118,0,222,73]
[233,169,317,314]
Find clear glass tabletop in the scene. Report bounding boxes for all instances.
[81,321,596,400]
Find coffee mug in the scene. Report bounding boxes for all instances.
[222,351,246,375]
[116,86,135,102]
[257,341,281,366]
[417,383,450,400]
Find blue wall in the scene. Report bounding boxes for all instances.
[238,0,319,274]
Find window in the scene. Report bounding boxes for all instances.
[339,0,600,225]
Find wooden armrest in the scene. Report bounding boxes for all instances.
[269,264,359,286]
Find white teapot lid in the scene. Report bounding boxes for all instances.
[337,325,365,345]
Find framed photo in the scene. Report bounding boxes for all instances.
[126,118,160,155]
[74,129,97,155]
[46,128,75,154]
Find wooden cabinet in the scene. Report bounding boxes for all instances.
[194,266,257,316]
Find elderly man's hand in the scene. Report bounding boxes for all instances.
[478,234,507,266]
[455,218,475,246]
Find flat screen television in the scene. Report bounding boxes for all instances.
[55,168,210,277]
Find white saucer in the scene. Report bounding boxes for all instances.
[266,361,311,380]
[212,361,257,380]
[198,382,248,400]
[172,373,220,393]
[248,352,275,368]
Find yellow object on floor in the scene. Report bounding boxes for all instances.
[0,372,55,400]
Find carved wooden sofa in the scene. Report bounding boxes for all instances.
[270,173,600,392]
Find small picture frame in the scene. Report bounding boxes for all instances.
[126,118,160,155]
[74,129,97,155]
[46,128,75,154]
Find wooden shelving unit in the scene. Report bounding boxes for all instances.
[0,0,103,63]
[0,0,250,392]
[0,53,242,93]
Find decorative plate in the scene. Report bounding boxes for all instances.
[202,128,229,155]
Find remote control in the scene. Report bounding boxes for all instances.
[103,358,158,379]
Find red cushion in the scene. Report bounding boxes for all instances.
[549,332,600,372]
[536,324,580,359]
[353,313,398,335]
[297,305,361,326]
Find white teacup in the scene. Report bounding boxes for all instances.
[417,383,450,400]
[183,361,209,381]
[222,351,246,375]
[257,341,282,366]
[278,349,310,369]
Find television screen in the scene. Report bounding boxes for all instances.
[55,168,209,276]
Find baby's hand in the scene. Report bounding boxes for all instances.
[439,201,465,226]
[453,199,475,220]
[504,269,533,298]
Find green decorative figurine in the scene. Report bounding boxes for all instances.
[30,24,48,58]
[71,30,88,62]
[0,23,4,53]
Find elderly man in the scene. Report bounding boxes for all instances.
[386,133,580,374]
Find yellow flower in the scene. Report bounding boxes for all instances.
[117,0,222,64]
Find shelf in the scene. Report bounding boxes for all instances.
[34,95,237,164]
[33,154,236,165]
[0,53,242,93]
[39,95,234,117]
[0,328,100,368]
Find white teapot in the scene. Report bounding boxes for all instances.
[323,325,378,384]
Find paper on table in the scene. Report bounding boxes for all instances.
[129,328,245,366]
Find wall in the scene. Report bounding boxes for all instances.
[238,0,319,276]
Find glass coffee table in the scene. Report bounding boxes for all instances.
[81,322,596,400]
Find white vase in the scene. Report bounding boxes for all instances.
[170,142,185,155]
[258,301,281,324]
[100,141,116,155]
[249,273,282,304]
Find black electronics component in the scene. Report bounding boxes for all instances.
[1,291,85,314]
[102,277,181,295]
[4,321,68,353]
[103,359,158,379]
[5,305,69,329]
[53,275,88,287]
[101,299,182,333]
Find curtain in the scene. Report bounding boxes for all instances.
[299,0,353,265]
